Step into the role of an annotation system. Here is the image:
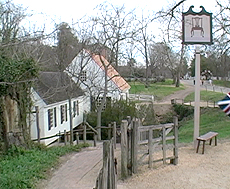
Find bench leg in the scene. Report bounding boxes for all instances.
[215,136,217,146]
[209,138,212,145]
[202,141,205,154]
[196,140,200,153]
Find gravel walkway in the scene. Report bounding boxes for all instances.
[37,143,103,189]
[117,139,230,189]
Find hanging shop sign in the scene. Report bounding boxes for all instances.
[182,6,213,45]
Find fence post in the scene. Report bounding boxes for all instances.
[93,133,97,147]
[109,138,116,189]
[102,141,110,188]
[121,120,128,179]
[64,130,67,145]
[113,122,116,149]
[83,123,86,144]
[162,126,166,164]
[173,116,179,165]
[108,124,111,140]
[127,122,132,176]
[148,128,153,168]
[76,132,79,145]
[131,119,139,174]
[59,131,61,143]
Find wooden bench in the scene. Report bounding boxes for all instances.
[196,131,218,154]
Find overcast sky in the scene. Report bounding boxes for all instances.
[13,0,218,32]
[12,0,220,63]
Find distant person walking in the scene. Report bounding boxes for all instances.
[209,79,212,85]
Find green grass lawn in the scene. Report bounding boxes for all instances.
[129,80,185,100]
[179,108,230,143]
[129,80,230,143]
[213,80,230,88]
[0,143,89,189]
[184,90,225,103]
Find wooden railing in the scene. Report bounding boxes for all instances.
[129,94,154,102]
[171,98,218,108]
[32,121,98,146]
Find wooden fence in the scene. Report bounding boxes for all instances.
[171,98,218,108]
[94,138,117,189]
[120,116,178,178]
[32,121,98,146]
[97,122,117,149]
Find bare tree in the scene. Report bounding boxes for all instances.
[135,12,153,87]
[90,3,136,67]
[64,3,136,139]
[155,1,187,86]
[208,0,230,79]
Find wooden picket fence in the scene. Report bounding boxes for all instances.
[94,138,117,189]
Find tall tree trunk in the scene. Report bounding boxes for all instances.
[144,38,149,88]
[96,55,108,141]
[68,98,73,145]
[97,110,102,140]
[175,44,185,87]
[175,72,180,87]
[0,96,9,151]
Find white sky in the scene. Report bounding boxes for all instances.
[12,0,221,63]
[13,0,219,33]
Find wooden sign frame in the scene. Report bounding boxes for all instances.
[182,6,213,45]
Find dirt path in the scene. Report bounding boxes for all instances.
[37,143,104,189]
[156,80,195,104]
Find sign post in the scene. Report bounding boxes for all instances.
[182,6,212,148]
[194,46,200,148]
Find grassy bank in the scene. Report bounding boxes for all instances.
[0,143,89,189]
[213,80,230,88]
[129,80,230,143]
[179,108,230,143]
[184,90,225,103]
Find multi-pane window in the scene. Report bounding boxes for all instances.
[96,97,106,111]
[48,108,57,130]
[60,104,68,124]
[73,101,79,117]
[80,71,86,81]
